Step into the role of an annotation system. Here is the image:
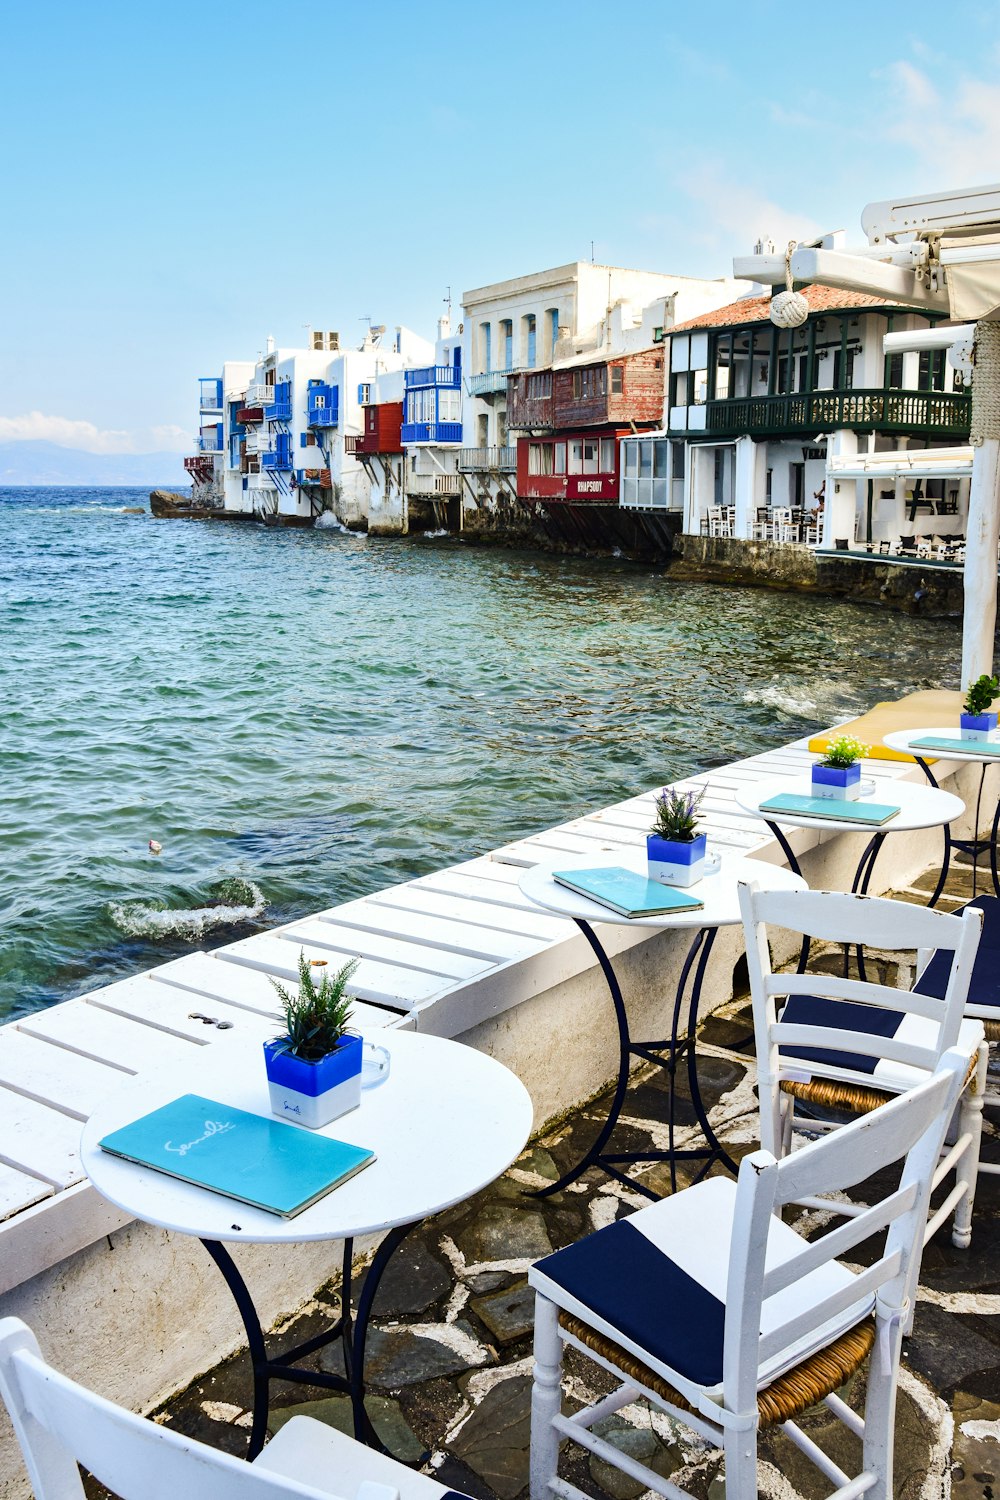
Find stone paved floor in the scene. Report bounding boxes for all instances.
[87,856,1000,1500]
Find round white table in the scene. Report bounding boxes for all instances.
[733,775,963,898]
[519,849,805,1197]
[882,726,1000,902]
[82,1030,532,1459]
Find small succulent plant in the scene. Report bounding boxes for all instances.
[270,950,358,1063]
[964,674,1000,717]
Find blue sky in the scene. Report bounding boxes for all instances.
[3,0,1000,460]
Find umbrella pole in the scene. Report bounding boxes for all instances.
[962,320,1000,684]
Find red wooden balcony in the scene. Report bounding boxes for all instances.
[509,351,666,431]
[236,405,264,425]
[354,401,404,455]
[516,429,628,503]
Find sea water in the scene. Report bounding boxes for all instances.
[0,487,964,1019]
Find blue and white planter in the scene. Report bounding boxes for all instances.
[811,762,862,801]
[647,832,707,888]
[960,711,998,743]
[263,1032,363,1129]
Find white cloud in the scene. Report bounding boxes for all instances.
[671,161,824,256]
[0,411,190,454]
[879,61,1000,182]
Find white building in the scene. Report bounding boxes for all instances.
[184,361,255,503]
[224,327,433,527]
[620,285,972,550]
[460,263,748,527]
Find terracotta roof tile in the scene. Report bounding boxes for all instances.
[668,284,890,334]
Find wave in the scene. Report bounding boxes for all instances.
[418,529,451,539]
[315,512,350,531]
[108,876,268,940]
[743,685,820,718]
[10,504,143,516]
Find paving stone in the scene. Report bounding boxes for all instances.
[456,1205,552,1264]
[467,1271,513,1295]
[588,1415,682,1500]
[516,1146,559,1181]
[450,1374,532,1500]
[952,1392,1000,1500]
[470,1279,535,1344]
[267,1394,425,1462]
[370,1237,453,1317]
[430,1454,501,1500]
[325,1319,494,1389]
[905,1305,1000,1394]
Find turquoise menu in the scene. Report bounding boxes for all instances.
[99,1093,375,1217]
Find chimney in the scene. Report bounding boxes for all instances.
[437,312,451,340]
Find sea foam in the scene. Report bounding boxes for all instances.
[109,876,268,940]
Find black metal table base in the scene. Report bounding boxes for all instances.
[203,1222,422,1462]
[910,756,1000,904]
[533,919,738,1203]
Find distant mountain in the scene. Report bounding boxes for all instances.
[0,442,189,488]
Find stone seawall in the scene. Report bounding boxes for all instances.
[670,534,975,617]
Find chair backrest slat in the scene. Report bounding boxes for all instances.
[760,1182,917,1300]
[756,1253,903,1365]
[0,1325,344,1500]
[766,972,950,1025]
[771,1022,939,1075]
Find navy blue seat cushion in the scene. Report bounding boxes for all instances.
[534,1219,726,1387]
[778,995,901,1075]
[916,894,1000,1014]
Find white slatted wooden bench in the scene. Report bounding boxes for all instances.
[0,736,938,1299]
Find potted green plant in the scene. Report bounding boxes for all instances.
[647,787,707,887]
[960,674,1000,741]
[812,734,869,800]
[264,952,361,1128]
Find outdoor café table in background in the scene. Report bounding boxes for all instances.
[518,849,805,1198]
[883,726,1000,901]
[734,775,964,977]
[81,1030,532,1462]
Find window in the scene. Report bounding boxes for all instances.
[611,366,623,395]
[572,367,607,400]
[524,314,536,369]
[671,371,689,408]
[547,308,560,361]
[527,372,551,399]
[621,437,673,509]
[832,349,856,389]
[599,438,615,472]
[693,369,708,405]
[357,383,371,404]
[528,442,554,475]
[501,319,513,371]
[554,442,566,474]
[482,323,492,372]
[918,350,946,391]
[886,352,904,388]
[438,389,461,424]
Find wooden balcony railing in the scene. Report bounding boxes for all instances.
[704,389,971,438]
[458,446,517,472]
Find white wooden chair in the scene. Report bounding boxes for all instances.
[0,1318,467,1500]
[738,883,987,1249]
[771,506,793,542]
[707,505,726,537]
[529,1049,968,1500]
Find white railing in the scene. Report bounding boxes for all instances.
[458,446,516,472]
[406,472,461,496]
[245,382,272,407]
[244,431,267,455]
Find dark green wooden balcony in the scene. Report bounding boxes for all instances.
[703,389,970,439]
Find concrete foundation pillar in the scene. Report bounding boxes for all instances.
[733,436,761,539]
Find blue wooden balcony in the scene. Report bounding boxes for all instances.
[307,385,339,427]
[401,421,463,444]
[404,365,462,390]
[199,377,223,413]
[266,382,293,421]
[467,369,517,397]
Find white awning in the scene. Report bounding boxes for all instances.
[942,237,1000,322]
[827,447,973,482]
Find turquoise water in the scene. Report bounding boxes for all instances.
[0,487,964,1020]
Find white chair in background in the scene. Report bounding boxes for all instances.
[529,1051,968,1500]
[770,506,793,542]
[0,1318,466,1500]
[738,882,987,1249]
